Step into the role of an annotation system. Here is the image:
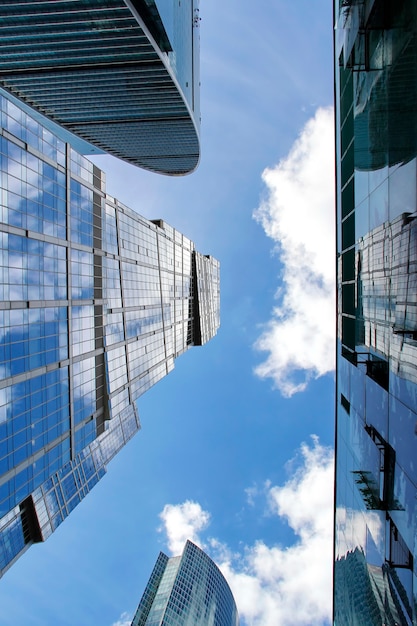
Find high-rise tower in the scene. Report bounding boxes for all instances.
[0,0,201,175]
[131,541,239,626]
[0,91,219,577]
[334,0,417,622]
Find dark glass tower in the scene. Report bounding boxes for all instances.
[0,91,219,577]
[334,0,417,623]
[131,541,239,626]
[0,0,201,175]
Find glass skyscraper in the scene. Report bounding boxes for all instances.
[131,540,239,626]
[0,0,201,175]
[334,0,417,623]
[0,89,219,577]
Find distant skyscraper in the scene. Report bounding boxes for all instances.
[0,0,201,175]
[131,541,239,626]
[0,91,219,577]
[334,0,417,623]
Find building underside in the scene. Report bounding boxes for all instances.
[0,0,201,175]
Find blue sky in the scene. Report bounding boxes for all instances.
[0,1,335,625]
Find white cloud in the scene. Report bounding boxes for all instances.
[244,485,259,507]
[269,435,333,538]
[159,438,334,626]
[159,500,210,555]
[253,107,335,397]
[335,506,382,561]
[111,612,132,626]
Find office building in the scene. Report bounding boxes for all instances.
[0,0,201,175]
[131,540,239,626]
[334,0,417,623]
[0,91,220,577]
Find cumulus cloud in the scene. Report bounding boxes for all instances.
[111,613,132,626]
[159,438,334,626]
[159,500,210,555]
[269,435,333,538]
[253,107,335,397]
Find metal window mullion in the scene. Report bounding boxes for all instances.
[66,142,75,461]
[155,229,168,368]
[114,200,130,405]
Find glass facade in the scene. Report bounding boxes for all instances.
[0,90,220,577]
[334,0,417,623]
[131,540,239,626]
[0,0,201,175]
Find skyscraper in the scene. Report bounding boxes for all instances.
[131,540,239,626]
[334,0,417,622]
[0,90,219,577]
[0,0,201,175]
